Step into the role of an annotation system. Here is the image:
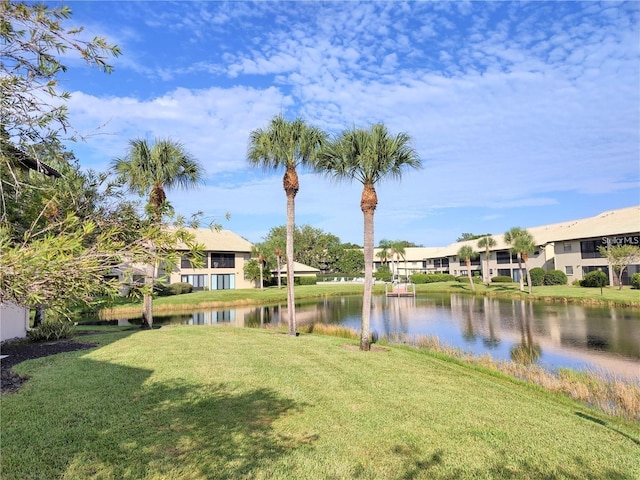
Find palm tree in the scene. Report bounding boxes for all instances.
[504,227,536,294]
[477,235,496,285]
[251,245,266,291]
[376,239,392,268]
[274,247,283,289]
[317,123,421,350]
[247,114,326,336]
[390,241,407,282]
[113,138,203,328]
[457,245,479,292]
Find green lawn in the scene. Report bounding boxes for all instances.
[2,327,639,479]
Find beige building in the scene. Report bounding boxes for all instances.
[375,206,640,285]
[163,228,255,290]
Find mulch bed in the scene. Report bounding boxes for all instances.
[0,340,96,394]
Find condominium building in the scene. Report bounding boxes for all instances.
[375,206,640,285]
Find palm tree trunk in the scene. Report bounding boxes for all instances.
[286,193,296,336]
[516,254,524,292]
[485,249,491,285]
[276,255,282,289]
[524,258,532,294]
[466,258,475,292]
[259,261,264,291]
[142,261,154,329]
[361,209,374,351]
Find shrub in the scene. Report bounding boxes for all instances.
[581,270,608,287]
[631,272,640,289]
[572,279,582,287]
[297,276,317,286]
[543,269,568,286]
[375,265,392,282]
[491,275,513,283]
[419,273,455,284]
[529,267,545,286]
[456,276,475,283]
[27,321,75,342]
[153,282,171,297]
[168,282,194,295]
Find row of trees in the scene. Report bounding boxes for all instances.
[248,115,421,350]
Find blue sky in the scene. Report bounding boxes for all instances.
[58,1,639,246]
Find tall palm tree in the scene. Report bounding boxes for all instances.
[504,227,536,294]
[376,239,392,268]
[251,245,266,291]
[274,247,283,289]
[247,114,326,336]
[390,241,406,282]
[477,235,497,285]
[317,123,421,351]
[457,245,479,292]
[113,138,203,328]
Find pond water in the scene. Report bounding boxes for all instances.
[90,293,640,382]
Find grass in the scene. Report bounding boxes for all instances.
[2,327,639,479]
[97,281,639,318]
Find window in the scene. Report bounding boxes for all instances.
[580,240,604,259]
[181,274,207,290]
[563,243,572,252]
[211,253,235,268]
[460,270,467,276]
[211,274,235,290]
[565,266,573,275]
[180,252,208,269]
[497,269,511,277]
[496,251,511,264]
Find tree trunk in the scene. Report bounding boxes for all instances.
[516,254,524,292]
[33,304,46,328]
[276,255,282,289]
[485,249,491,285]
[524,258,532,294]
[259,261,264,291]
[466,258,475,292]
[285,193,296,336]
[141,261,154,329]
[360,182,377,351]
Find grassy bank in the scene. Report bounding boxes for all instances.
[99,281,639,317]
[2,327,639,479]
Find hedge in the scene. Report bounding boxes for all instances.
[410,273,456,284]
[529,267,545,286]
[581,270,608,287]
[491,275,513,283]
[543,269,568,286]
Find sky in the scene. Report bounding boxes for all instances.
[54,0,639,247]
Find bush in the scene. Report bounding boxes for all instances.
[572,279,582,287]
[631,273,640,289]
[27,321,75,342]
[529,267,545,286]
[543,269,568,286]
[297,276,317,286]
[168,282,194,295]
[456,276,476,283]
[375,265,392,282]
[581,270,608,287]
[153,282,171,297]
[491,275,513,283]
[410,273,455,284]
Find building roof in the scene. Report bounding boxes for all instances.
[174,228,254,252]
[273,261,321,274]
[376,206,640,260]
[1,141,62,178]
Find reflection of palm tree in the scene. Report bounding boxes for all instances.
[462,297,477,343]
[481,299,501,349]
[510,301,541,364]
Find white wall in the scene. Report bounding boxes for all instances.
[0,302,29,342]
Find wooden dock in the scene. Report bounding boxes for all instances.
[385,282,416,297]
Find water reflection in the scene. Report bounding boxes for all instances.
[91,294,640,381]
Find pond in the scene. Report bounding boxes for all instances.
[90,293,640,382]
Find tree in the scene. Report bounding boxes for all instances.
[247,116,326,337]
[390,241,407,282]
[334,247,365,275]
[598,244,640,290]
[376,239,392,267]
[112,138,204,328]
[477,235,497,285]
[274,247,283,289]
[458,245,479,292]
[317,123,421,350]
[504,227,536,294]
[250,244,269,290]
[1,0,120,149]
